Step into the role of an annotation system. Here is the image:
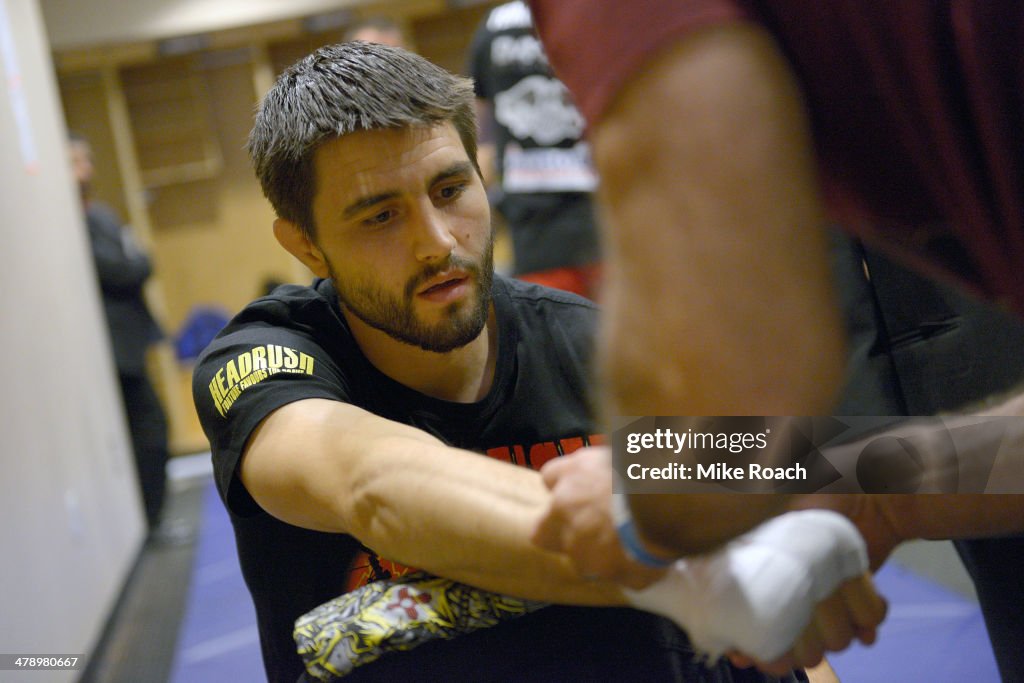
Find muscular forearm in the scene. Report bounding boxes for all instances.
[243,400,626,605]
[882,390,1024,536]
[589,26,845,554]
[345,435,626,604]
[879,494,1024,541]
[801,391,1024,556]
[591,25,846,418]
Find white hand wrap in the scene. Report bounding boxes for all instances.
[623,510,867,662]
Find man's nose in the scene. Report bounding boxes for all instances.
[412,205,457,262]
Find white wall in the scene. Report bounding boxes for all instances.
[0,1,144,680]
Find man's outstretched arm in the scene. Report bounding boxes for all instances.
[241,397,627,606]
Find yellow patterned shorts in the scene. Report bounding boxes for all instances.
[294,572,547,680]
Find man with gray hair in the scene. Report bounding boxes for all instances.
[193,42,874,681]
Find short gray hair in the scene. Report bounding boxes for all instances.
[248,42,479,238]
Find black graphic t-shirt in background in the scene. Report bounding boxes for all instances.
[193,276,804,683]
[468,0,600,274]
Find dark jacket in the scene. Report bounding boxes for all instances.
[86,202,162,375]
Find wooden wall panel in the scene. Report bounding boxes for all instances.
[412,3,498,75]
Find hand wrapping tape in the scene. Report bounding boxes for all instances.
[622,509,868,662]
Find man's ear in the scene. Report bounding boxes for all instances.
[273,219,329,278]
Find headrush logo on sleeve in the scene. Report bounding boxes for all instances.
[208,344,315,416]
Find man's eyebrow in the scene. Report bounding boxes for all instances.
[342,191,400,220]
[429,161,474,188]
[340,162,474,220]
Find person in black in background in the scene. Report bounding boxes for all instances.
[70,134,183,544]
[468,1,602,299]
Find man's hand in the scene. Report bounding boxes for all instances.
[531,446,666,588]
[532,448,890,674]
[791,494,903,570]
[727,573,887,676]
[623,510,884,668]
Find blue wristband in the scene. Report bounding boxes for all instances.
[616,517,676,569]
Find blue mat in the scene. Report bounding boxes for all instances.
[171,478,1001,681]
[169,479,263,683]
[829,560,1000,681]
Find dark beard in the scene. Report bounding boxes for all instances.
[329,240,494,353]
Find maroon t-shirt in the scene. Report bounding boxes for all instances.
[530,0,1024,315]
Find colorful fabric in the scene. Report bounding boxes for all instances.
[295,572,547,680]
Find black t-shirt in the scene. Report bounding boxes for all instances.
[193,276,804,683]
[468,0,600,274]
